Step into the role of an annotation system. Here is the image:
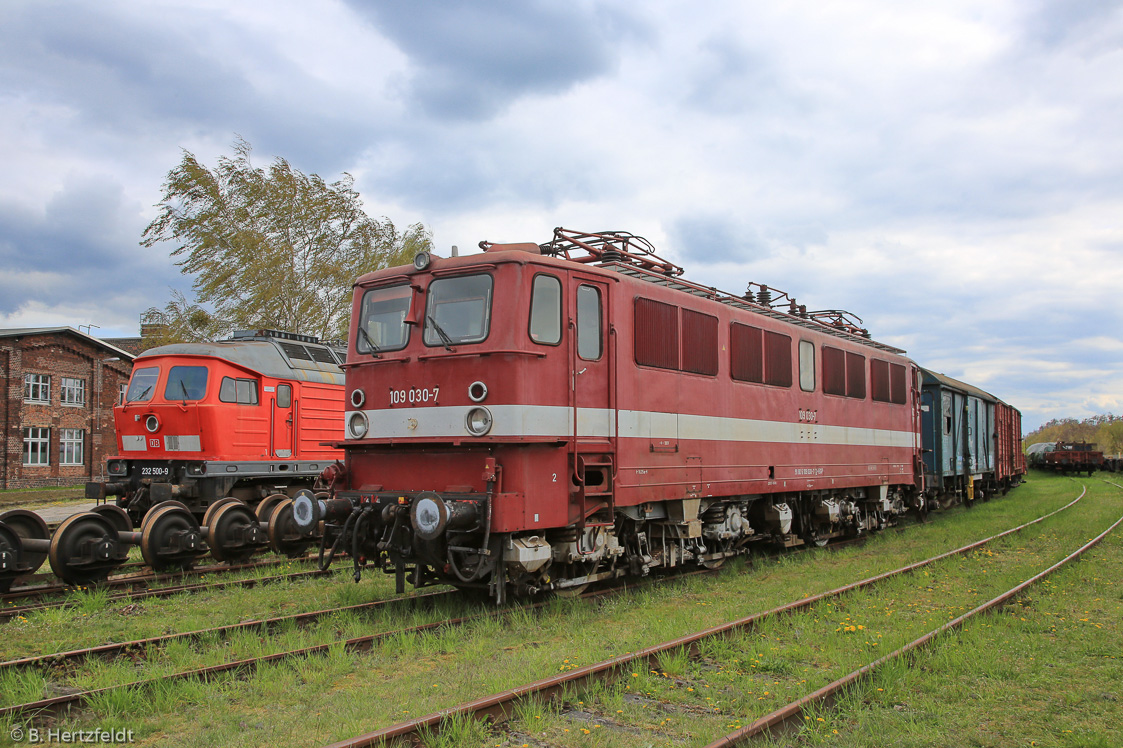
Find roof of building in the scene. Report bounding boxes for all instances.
[0,327,137,361]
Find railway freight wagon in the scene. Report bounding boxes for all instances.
[296,229,930,602]
[918,370,1024,507]
[87,330,346,523]
[1025,441,1103,474]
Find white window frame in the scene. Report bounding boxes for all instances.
[60,428,84,466]
[23,373,50,403]
[61,377,86,407]
[23,427,50,466]
[119,383,128,405]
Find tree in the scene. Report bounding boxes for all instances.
[141,137,431,343]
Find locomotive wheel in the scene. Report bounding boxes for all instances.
[142,500,194,533]
[91,505,133,535]
[267,499,314,558]
[207,502,265,564]
[49,512,129,585]
[255,494,289,525]
[0,509,50,575]
[140,504,206,571]
[202,497,243,530]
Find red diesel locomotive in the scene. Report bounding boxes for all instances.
[294,228,1000,603]
[88,330,346,523]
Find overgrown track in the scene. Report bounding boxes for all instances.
[316,486,1086,747]
[1,555,320,606]
[703,506,1123,746]
[0,569,723,721]
[0,568,337,622]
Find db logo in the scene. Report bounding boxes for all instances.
[149,438,161,448]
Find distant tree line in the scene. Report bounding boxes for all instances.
[140,137,432,349]
[1024,414,1123,456]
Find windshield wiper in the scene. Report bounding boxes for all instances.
[427,315,456,352]
[179,380,191,406]
[357,326,382,359]
[124,385,152,408]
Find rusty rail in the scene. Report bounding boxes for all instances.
[0,568,336,621]
[704,509,1123,747]
[0,571,708,720]
[319,488,1086,748]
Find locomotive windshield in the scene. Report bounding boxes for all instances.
[424,274,493,346]
[125,367,159,402]
[164,366,208,401]
[357,284,411,354]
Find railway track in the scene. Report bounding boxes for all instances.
[1,555,319,606]
[315,486,1090,747]
[0,488,1085,726]
[0,567,339,622]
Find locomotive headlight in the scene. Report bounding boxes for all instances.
[468,380,488,403]
[350,388,366,408]
[145,415,160,433]
[465,406,493,436]
[347,411,369,439]
[413,251,432,271]
[107,460,126,476]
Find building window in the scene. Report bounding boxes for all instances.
[23,427,50,465]
[60,429,84,466]
[24,374,50,403]
[61,377,86,406]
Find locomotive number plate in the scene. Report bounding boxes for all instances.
[140,466,171,478]
[389,386,440,406]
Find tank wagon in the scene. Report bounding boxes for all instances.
[86,330,346,522]
[918,370,1023,507]
[1025,441,1103,474]
[289,228,1027,603]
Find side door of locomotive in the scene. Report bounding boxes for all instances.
[568,273,614,523]
[271,382,294,458]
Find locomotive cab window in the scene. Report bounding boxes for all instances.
[798,340,815,392]
[164,366,208,401]
[529,274,562,345]
[219,377,259,405]
[276,383,292,408]
[425,273,493,346]
[357,283,412,353]
[576,284,602,360]
[126,367,159,402]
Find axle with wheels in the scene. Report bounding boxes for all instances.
[0,495,320,588]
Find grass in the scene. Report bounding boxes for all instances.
[0,473,1118,747]
[0,485,87,510]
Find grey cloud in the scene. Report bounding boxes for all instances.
[343,0,648,119]
[0,2,375,170]
[0,178,181,315]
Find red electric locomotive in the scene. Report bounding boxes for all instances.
[88,330,346,524]
[296,229,930,602]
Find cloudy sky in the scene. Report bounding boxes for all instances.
[1,0,1121,432]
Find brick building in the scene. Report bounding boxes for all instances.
[1,328,135,489]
